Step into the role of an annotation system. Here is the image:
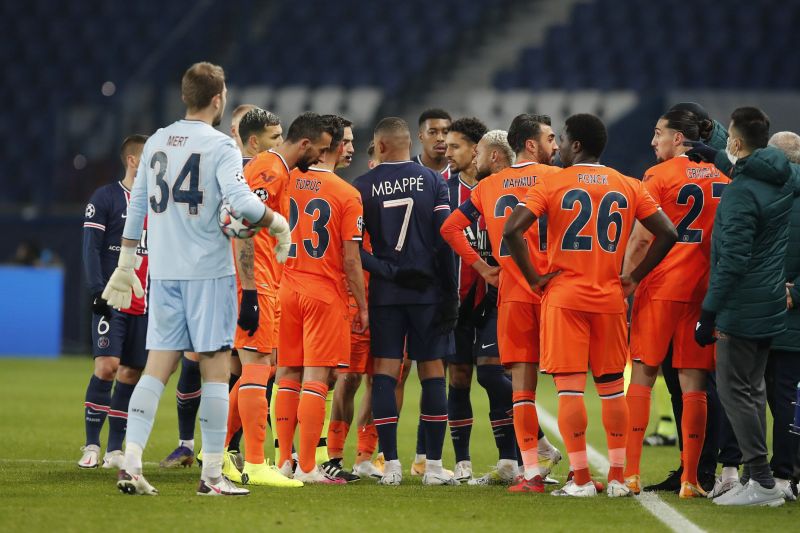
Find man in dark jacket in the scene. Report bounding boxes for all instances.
[765,131,800,499]
[692,107,794,506]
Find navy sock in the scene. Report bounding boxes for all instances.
[538,426,545,440]
[227,373,243,451]
[107,381,135,452]
[415,421,426,455]
[422,377,448,462]
[176,356,201,442]
[372,374,399,461]
[84,375,112,446]
[266,374,275,429]
[448,385,472,462]
[477,365,516,460]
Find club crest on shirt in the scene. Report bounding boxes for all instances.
[254,188,269,202]
[85,204,95,218]
[97,336,110,349]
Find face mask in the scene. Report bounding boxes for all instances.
[725,138,738,165]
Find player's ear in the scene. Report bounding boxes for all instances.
[525,138,537,155]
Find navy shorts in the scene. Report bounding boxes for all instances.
[473,305,499,359]
[92,309,148,369]
[370,304,449,361]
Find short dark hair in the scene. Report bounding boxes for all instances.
[449,117,488,145]
[418,108,452,127]
[285,112,328,143]
[320,114,347,147]
[564,114,607,158]
[374,117,410,137]
[238,108,280,144]
[120,134,148,165]
[731,106,770,150]
[181,62,225,110]
[507,113,552,154]
[660,108,701,141]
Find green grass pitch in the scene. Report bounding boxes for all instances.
[0,358,796,532]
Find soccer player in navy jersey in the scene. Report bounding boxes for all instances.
[79,135,149,470]
[354,117,459,486]
[415,108,452,179]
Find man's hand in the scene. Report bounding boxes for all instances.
[620,274,639,297]
[102,246,144,310]
[268,212,291,264]
[474,261,500,287]
[353,307,369,334]
[92,292,112,318]
[394,268,435,291]
[238,290,259,336]
[529,270,561,294]
[788,282,795,310]
[683,140,719,164]
[694,309,717,347]
[434,299,459,335]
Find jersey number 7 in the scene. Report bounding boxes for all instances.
[383,198,414,251]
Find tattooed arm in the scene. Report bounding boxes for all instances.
[235,238,257,290]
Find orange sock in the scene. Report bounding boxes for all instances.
[327,420,350,460]
[624,383,652,477]
[356,423,378,464]
[596,377,628,483]
[225,379,242,447]
[554,373,590,485]
[238,363,270,464]
[275,378,301,466]
[681,391,707,485]
[512,390,539,475]
[298,381,329,473]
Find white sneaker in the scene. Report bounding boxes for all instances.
[294,465,346,485]
[538,446,562,477]
[197,475,250,496]
[378,460,402,486]
[353,461,384,479]
[423,469,460,486]
[453,460,473,482]
[278,459,294,479]
[708,477,743,501]
[552,479,598,497]
[117,469,158,495]
[775,478,797,501]
[606,480,633,498]
[468,459,518,486]
[78,445,100,469]
[102,450,124,469]
[714,479,784,507]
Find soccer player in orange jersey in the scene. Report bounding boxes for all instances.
[441,115,565,491]
[231,104,257,151]
[275,116,368,484]
[503,114,678,497]
[222,112,334,487]
[622,108,730,498]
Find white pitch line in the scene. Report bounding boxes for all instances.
[537,407,706,533]
[0,458,161,467]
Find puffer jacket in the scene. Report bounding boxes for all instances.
[772,172,800,351]
[703,146,795,338]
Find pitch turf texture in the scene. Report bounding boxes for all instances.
[0,358,795,532]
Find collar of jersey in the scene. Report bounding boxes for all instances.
[377,160,412,166]
[573,163,604,167]
[308,166,333,173]
[268,149,291,174]
[117,181,131,193]
[511,161,538,168]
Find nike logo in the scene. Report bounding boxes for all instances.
[210,484,221,494]
[122,213,127,218]
[481,343,496,349]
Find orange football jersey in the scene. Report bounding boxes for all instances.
[243,149,292,293]
[282,167,363,303]
[470,161,561,304]
[523,163,659,313]
[637,155,730,302]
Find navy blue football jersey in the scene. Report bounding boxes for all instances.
[83,181,149,315]
[354,160,457,306]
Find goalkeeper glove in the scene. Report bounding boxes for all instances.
[268,212,291,264]
[92,292,112,318]
[237,289,259,336]
[102,245,144,310]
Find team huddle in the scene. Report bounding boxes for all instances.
[78,62,799,504]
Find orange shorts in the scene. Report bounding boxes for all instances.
[277,284,350,368]
[497,300,540,366]
[540,301,628,376]
[341,299,372,374]
[234,290,279,353]
[630,293,715,371]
